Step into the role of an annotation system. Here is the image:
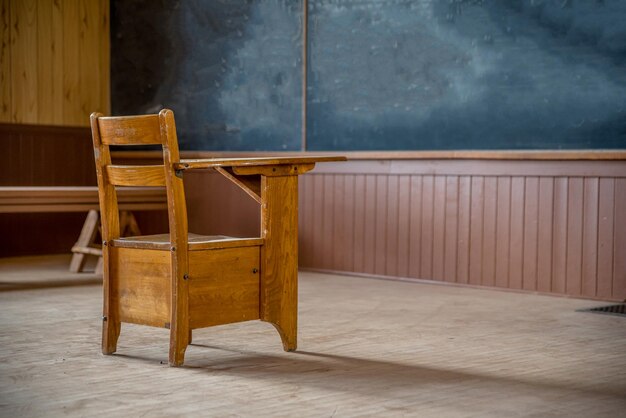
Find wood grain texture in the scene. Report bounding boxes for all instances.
[1,0,108,125]
[260,175,299,351]
[188,247,260,328]
[109,246,171,327]
[105,165,166,187]
[297,159,626,301]
[0,0,10,121]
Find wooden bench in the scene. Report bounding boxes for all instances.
[0,186,167,272]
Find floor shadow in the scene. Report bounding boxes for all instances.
[180,344,625,400]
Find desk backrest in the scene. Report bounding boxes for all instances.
[89,109,187,246]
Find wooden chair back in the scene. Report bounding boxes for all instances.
[89,109,187,250]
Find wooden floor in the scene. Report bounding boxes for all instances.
[1,255,625,417]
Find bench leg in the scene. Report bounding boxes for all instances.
[102,244,120,355]
[70,210,100,273]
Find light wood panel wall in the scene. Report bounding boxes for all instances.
[299,160,626,302]
[0,0,109,126]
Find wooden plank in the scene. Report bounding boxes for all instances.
[581,178,599,298]
[343,174,355,272]
[374,175,388,276]
[233,163,315,177]
[98,0,109,114]
[10,0,37,123]
[408,175,422,279]
[322,174,334,270]
[178,156,346,171]
[482,177,497,287]
[385,175,399,277]
[98,115,162,145]
[457,176,471,284]
[565,178,584,296]
[596,178,614,299]
[363,175,376,274]
[105,165,166,187]
[0,0,10,122]
[522,177,539,291]
[36,0,53,124]
[468,176,484,285]
[332,174,345,270]
[420,175,434,280]
[397,175,410,278]
[188,247,260,328]
[312,175,324,270]
[215,167,261,203]
[51,0,64,123]
[613,178,626,301]
[353,175,366,273]
[79,0,99,122]
[62,0,80,125]
[536,177,554,293]
[509,177,525,290]
[109,247,171,328]
[495,177,511,288]
[443,176,458,283]
[432,176,446,281]
[552,178,568,294]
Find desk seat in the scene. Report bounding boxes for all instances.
[111,233,263,251]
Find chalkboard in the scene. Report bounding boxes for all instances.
[307,0,626,150]
[111,0,303,151]
[112,0,626,151]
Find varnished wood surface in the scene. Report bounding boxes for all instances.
[175,156,346,171]
[111,233,263,251]
[1,256,625,417]
[0,186,167,212]
[114,149,626,161]
[1,0,109,126]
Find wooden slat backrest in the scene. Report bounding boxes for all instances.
[89,110,188,251]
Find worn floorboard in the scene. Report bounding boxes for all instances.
[0,255,625,417]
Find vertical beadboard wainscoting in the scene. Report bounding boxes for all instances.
[298,159,626,302]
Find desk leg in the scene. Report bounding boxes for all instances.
[260,175,298,351]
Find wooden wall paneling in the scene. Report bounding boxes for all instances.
[79,0,100,124]
[332,173,345,270]
[596,178,615,299]
[297,177,309,267]
[51,0,64,124]
[482,176,497,287]
[536,177,554,293]
[312,174,324,269]
[522,177,539,291]
[343,174,355,272]
[0,0,10,122]
[508,177,525,289]
[10,0,38,123]
[432,176,446,281]
[565,178,584,296]
[62,0,80,125]
[374,175,388,276]
[443,176,458,283]
[407,175,422,279]
[36,0,53,124]
[396,175,411,278]
[419,175,434,280]
[456,176,471,284]
[322,174,335,270]
[581,178,599,298]
[98,0,110,115]
[353,175,366,273]
[363,175,376,274]
[495,176,511,288]
[385,175,399,277]
[469,176,484,285]
[552,177,568,294]
[613,178,626,300]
